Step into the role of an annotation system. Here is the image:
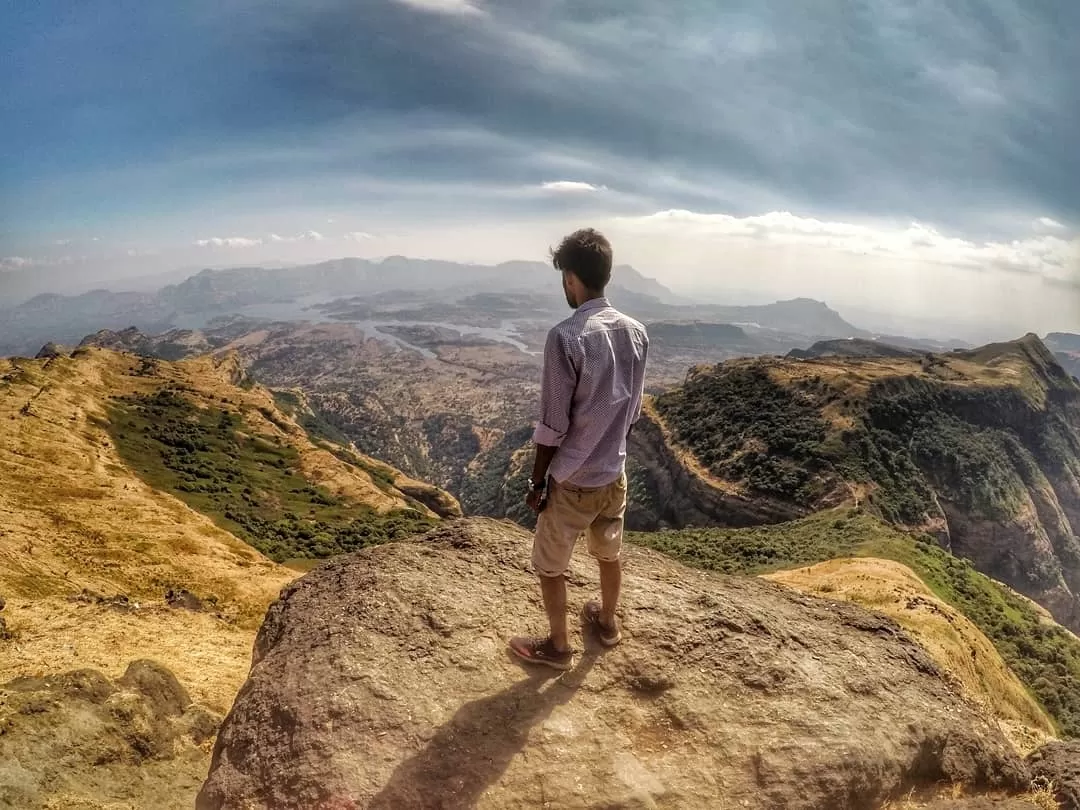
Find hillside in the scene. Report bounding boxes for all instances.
[631,509,1080,741]
[1045,333,1080,380]
[0,347,456,808]
[705,296,868,339]
[787,337,919,360]
[633,334,1080,638]
[198,518,1037,810]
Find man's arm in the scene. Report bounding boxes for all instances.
[626,330,650,439]
[530,443,558,488]
[528,329,577,509]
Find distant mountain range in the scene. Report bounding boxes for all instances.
[157,256,679,311]
[1,256,877,357]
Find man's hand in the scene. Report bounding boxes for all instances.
[526,486,547,514]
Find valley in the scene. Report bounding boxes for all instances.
[3,259,1080,808]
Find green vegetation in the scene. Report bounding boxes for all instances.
[272,388,403,495]
[654,365,834,505]
[654,358,1080,528]
[272,389,351,446]
[631,510,1080,738]
[108,388,435,562]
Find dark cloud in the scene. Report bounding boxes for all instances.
[1,0,1077,238]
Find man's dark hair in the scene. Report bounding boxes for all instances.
[551,228,613,290]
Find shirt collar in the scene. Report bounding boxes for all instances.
[575,297,610,314]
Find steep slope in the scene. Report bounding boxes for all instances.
[1045,332,1080,380]
[633,334,1080,637]
[0,347,457,808]
[199,518,1030,810]
[632,508,1080,740]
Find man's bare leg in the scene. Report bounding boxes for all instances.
[598,558,622,630]
[540,574,569,652]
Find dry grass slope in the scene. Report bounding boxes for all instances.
[0,350,304,711]
[0,347,455,706]
[765,558,1056,754]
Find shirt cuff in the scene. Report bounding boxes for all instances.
[533,422,566,447]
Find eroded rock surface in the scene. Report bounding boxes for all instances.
[0,659,221,809]
[199,518,1029,810]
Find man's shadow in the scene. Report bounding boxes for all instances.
[367,643,602,809]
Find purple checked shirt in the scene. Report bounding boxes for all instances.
[533,297,649,488]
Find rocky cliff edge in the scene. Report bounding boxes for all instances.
[199,518,1034,810]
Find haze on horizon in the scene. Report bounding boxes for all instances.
[2,1,1078,335]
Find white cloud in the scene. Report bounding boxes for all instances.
[269,231,325,243]
[394,0,484,17]
[345,231,375,242]
[541,180,605,193]
[1034,217,1066,232]
[1,256,35,269]
[616,209,1079,284]
[1,255,85,269]
[195,236,263,248]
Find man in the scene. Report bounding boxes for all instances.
[509,228,649,670]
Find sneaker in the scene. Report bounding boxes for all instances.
[508,636,575,671]
[582,600,622,647]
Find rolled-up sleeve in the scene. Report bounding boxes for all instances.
[533,328,577,447]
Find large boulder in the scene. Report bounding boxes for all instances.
[199,518,1029,810]
[1028,741,1080,809]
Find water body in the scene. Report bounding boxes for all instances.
[173,300,538,357]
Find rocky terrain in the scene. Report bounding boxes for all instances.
[633,335,1080,639]
[0,347,458,808]
[1,661,220,810]
[199,518,1050,810]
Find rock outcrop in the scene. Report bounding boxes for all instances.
[199,519,1029,810]
[1028,741,1080,809]
[0,660,220,809]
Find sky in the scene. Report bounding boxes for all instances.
[1,0,1078,333]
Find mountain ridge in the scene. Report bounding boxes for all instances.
[630,333,1080,639]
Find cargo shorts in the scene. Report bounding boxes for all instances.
[532,472,628,578]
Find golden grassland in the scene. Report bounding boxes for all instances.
[766,557,1056,754]
[0,348,425,709]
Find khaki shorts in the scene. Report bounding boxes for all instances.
[532,473,628,578]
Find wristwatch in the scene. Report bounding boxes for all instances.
[527,478,547,493]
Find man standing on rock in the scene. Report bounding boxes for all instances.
[510,228,650,670]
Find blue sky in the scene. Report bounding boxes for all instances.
[1,0,1078,330]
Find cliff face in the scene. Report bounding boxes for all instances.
[626,403,807,530]
[629,335,1080,634]
[198,519,1029,810]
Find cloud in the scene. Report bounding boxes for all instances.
[393,0,484,17]
[1,256,36,269]
[541,181,605,193]
[3,0,1079,305]
[1,254,84,269]
[617,209,1080,283]
[195,236,262,248]
[345,231,374,242]
[268,231,325,243]
[1035,217,1066,232]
